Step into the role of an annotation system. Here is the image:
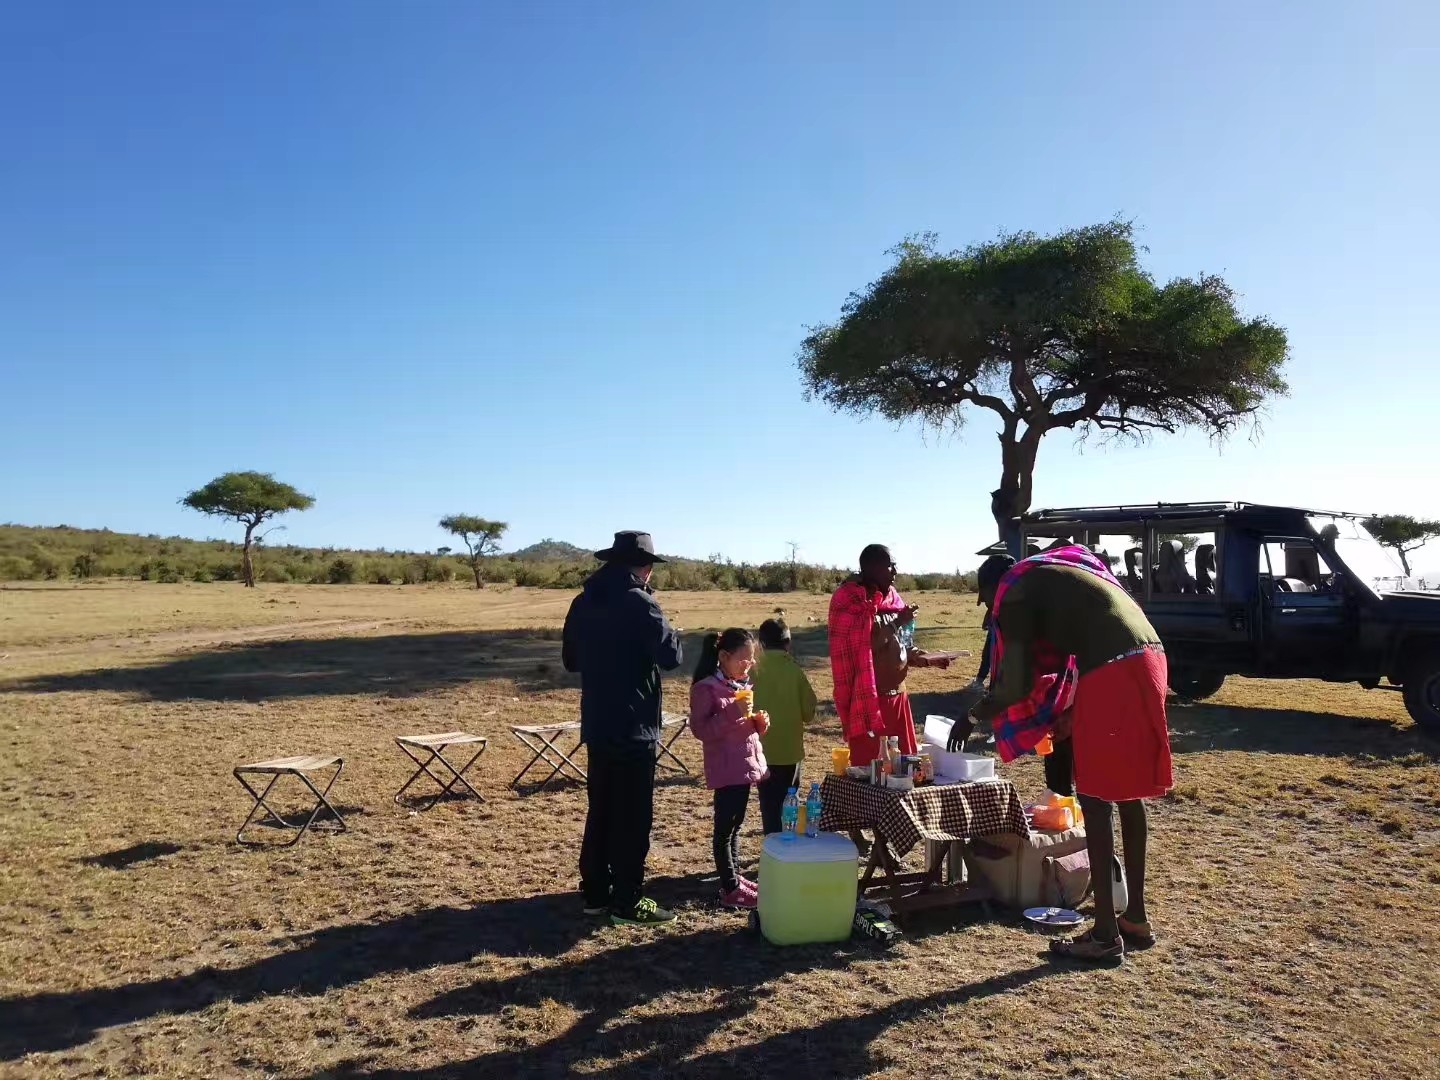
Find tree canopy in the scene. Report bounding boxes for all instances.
[798,221,1290,548]
[439,515,508,589]
[180,471,314,586]
[1362,514,1440,577]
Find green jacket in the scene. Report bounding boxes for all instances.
[752,650,816,766]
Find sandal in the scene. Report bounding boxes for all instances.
[1117,915,1156,950]
[1049,930,1124,963]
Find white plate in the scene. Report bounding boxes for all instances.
[1023,906,1084,928]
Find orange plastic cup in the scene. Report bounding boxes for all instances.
[831,747,850,776]
[1035,734,1054,756]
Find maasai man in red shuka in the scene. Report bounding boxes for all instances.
[828,544,952,767]
[972,545,1174,964]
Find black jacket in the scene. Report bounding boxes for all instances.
[562,562,684,748]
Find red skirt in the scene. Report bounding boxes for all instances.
[1071,647,1174,802]
[847,693,919,765]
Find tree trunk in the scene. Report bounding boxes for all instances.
[242,522,257,588]
[471,558,483,590]
[1397,547,1413,577]
[991,426,1044,559]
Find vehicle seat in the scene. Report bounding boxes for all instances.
[1123,548,1144,596]
[1195,544,1217,596]
[1157,540,1196,595]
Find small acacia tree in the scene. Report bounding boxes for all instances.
[181,471,315,587]
[439,515,508,589]
[799,221,1290,553]
[1363,515,1440,577]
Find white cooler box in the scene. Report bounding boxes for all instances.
[921,715,996,782]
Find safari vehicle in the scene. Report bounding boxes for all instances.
[1016,502,1440,738]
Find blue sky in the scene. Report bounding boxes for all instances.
[3,2,1438,573]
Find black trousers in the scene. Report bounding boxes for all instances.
[1044,737,1075,797]
[580,741,656,911]
[758,762,802,836]
[713,784,751,892]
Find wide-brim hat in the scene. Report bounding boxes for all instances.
[595,530,666,565]
[975,554,1016,604]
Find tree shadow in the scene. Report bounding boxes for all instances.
[0,625,837,705]
[78,840,185,870]
[1,630,579,702]
[0,892,598,1060]
[309,931,1057,1079]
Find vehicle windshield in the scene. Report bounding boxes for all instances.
[1308,515,1407,595]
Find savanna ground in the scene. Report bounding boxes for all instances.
[1,581,1438,1080]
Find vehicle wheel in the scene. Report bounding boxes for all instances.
[1168,667,1225,701]
[1401,655,1440,739]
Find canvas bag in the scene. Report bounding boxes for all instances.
[1043,851,1128,911]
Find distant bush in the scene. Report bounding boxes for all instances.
[327,558,357,584]
[0,524,972,593]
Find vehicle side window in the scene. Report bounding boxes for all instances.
[1261,539,1340,596]
[1151,529,1218,598]
[1094,532,1143,598]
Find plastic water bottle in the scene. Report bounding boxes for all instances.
[805,782,822,838]
[899,619,916,650]
[780,787,799,840]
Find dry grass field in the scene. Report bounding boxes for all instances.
[2,581,1438,1079]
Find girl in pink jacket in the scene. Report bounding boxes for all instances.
[689,627,770,910]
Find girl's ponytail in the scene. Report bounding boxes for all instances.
[691,627,756,684]
[692,632,722,684]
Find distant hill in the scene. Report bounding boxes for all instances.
[509,538,592,562]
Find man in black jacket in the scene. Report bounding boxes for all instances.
[562,531,684,927]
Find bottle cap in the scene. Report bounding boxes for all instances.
[787,786,798,794]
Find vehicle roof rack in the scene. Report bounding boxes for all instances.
[1024,502,1363,522]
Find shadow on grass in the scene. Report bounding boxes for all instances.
[0,893,597,1060]
[1,629,578,702]
[1166,699,1436,761]
[0,626,836,704]
[78,841,184,870]
[312,934,1056,1079]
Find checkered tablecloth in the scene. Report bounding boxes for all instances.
[817,775,1029,857]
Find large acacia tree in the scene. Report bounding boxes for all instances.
[799,222,1290,551]
[181,471,314,587]
[1363,514,1440,577]
[440,515,508,589]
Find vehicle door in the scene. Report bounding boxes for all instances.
[1142,522,1250,666]
[1258,537,1351,674]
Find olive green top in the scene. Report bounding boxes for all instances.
[752,650,817,766]
[983,564,1161,716]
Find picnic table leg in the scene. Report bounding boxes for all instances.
[291,762,346,844]
[396,744,487,809]
[511,732,587,791]
[235,771,284,845]
[235,763,345,847]
[535,734,586,792]
[655,721,690,774]
[395,746,443,804]
[428,744,488,805]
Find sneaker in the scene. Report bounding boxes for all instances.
[582,901,610,917]
[610,897,677,927]
[737,876,758,897]
[719,885,757,910]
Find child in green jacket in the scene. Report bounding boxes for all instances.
[752,618,818,834]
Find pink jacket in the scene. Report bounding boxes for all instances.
[688,674,769,790]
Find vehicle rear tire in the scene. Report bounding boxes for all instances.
[1401,655,1440,740]
[1168,667,1225,701]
